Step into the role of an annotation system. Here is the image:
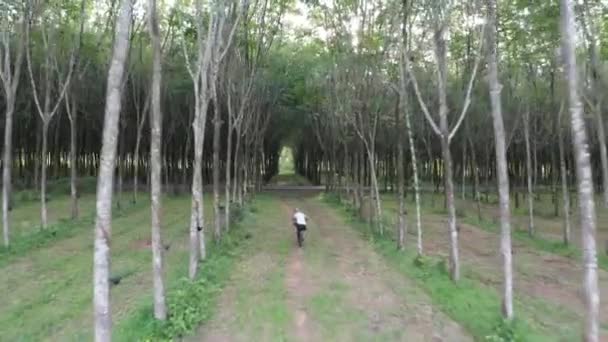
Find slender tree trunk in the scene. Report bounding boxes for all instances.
[225,122,233,230]
[523,109,534,236]
[396,100,406,250]
[468,137,482,221]
[405,105,423,256]
[486,0,514,319]
[461,141,467,199]
[594,109,608,208]
[68,97,79,219]
[560,1,600,340]
[40,119,49,229]
[212,89,222,240]
[440,134,459,281]
[558,104,571,245]
[34,120,40,189]
[232,125,241,203]
[133,115,146,203]
[3,101,15,246]
[365,144,383,234]
[94,0,133,339]
[436,27,460,281]
[181,128,191,190]
[148,0,167,320]
[116,127,125,210]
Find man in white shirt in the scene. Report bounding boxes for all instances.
[292,208,308,247]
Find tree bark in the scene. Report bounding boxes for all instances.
[523,109,535,236]
[436,27,460,281]
[486,0,514,319]
[560,0,600,340]
[93,0,133,339]
[558,104,571,245]
[225,115,233,231]
[404,101,423,256]
[40,119,49,229]
[67,95,79,219]
[1,21,24,247]
[148,0,167,320]
[212,86,222,241]
[133,102,148,203]
[2,100,15,246]
[396,99,406,250]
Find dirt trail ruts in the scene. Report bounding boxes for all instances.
[187,192,471,341]
[282,194,471,341]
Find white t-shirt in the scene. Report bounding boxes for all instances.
[294,212,307,225]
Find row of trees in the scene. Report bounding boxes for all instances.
[287,0,603,340]
[2,0,291,340]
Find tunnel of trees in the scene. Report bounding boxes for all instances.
[1,0,607,340]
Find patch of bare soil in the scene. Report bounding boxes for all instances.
[420,213,608,339]
[285,248,320,341]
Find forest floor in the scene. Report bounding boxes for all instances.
[0,193,213,341]
[382,192,608,340]
[186,191,470,342]
[2,182,607,341]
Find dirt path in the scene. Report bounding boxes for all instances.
[188,193,470,341]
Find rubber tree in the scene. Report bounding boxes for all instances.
[485,0,514,320]
[25,1,76,229]
[147,0,167,320]
[93,0,134,339]
[560,0,600,340]
[0,7,25,247]
[407,6,484,281]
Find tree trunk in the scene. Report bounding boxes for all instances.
[232,124,241,204]
[461,141,467,199]
[116,126,125,210]
[225,121,233,231]
[40,119,49,229]
[396,100,406,250]
[436,26,460,281]
[94,0,133,339]
[560,1,600,340]
[34,120,41,189]
[405,104,423,256]
[68,98,79,219]
[468,137,482,221]
[148,0,167,320]
[594,109,608,208]
[3,100,15,246]
[558,104,571,245]
[212,90,222,241]
[486,0,514,319]
[523,109,535,236]
[181,128,191,190]
[133,114,146,203]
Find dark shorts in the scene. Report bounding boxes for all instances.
[295,224,306,231]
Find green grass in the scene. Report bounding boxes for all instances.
[323,194,556,342]
[0,195,217,341]
[464,216,608,272]
[115,219,251,341]
[115,195,290,341]
[0,197,144,268]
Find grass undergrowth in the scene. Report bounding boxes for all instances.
[464,216,608,272]
[322,193,548,342]
[0,199,144,268]
[115,202,256,341]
